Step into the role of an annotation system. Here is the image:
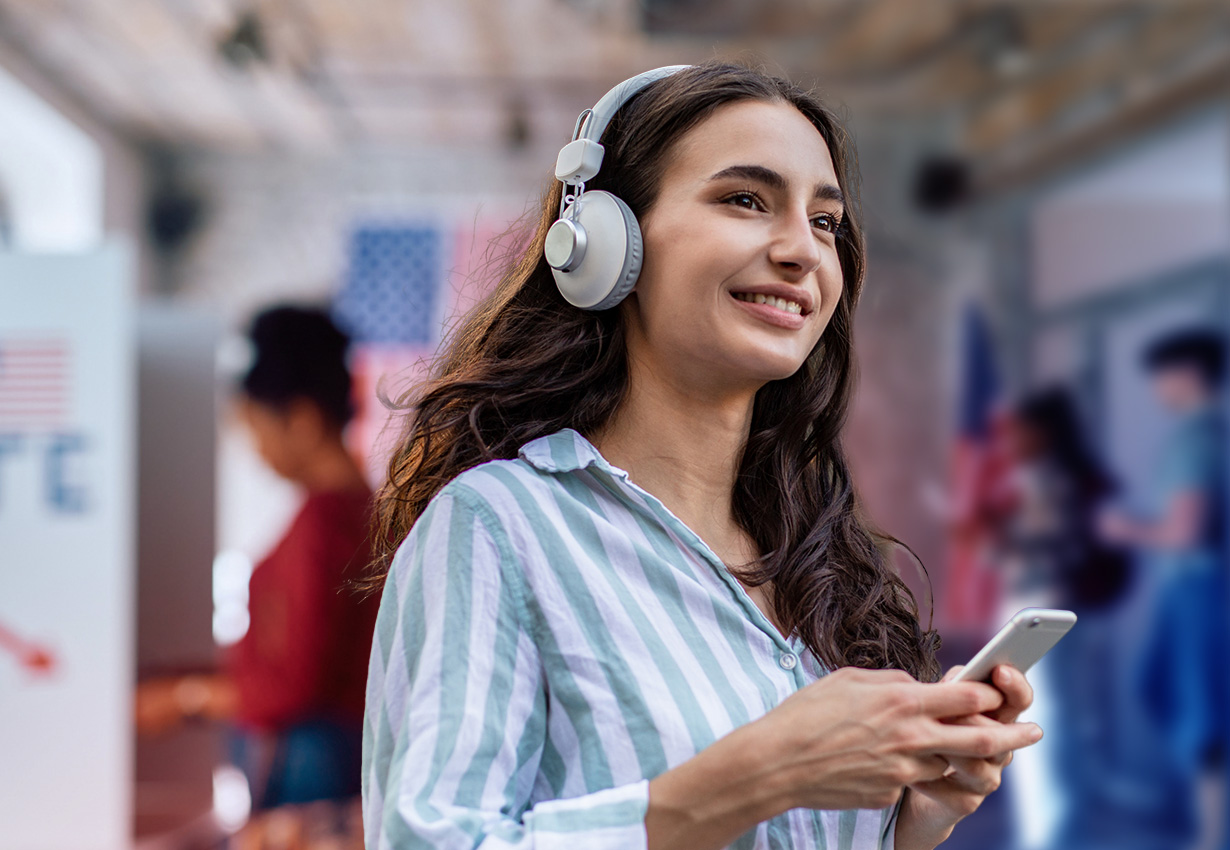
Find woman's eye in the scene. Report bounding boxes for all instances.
[724,192,761,210]
[812,213,842,234]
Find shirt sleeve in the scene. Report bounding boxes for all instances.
[362,487,651,850]
[228,502,336,728]
[1159,420,1218,501]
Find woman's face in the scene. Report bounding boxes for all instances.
[238,397,299,480]
[1001,415,1045,461]
[625,99,846,394]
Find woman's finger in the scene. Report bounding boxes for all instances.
[917,680,1005,719]
[925,717,1041,760]
[914,753,953,783]
[934,711,1033,764]
[917,753,1004,797]
[987,665,1033,723]
[940,665,965,683]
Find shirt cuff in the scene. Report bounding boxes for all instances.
[880,797,903,850]
[524,779,650,850]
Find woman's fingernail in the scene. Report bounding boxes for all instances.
[996,667,1011,685]
[1030,725,1043,741]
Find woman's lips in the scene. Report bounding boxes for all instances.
[733,291,805,314]
[729,291,807,330]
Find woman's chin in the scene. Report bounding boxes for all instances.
[705,354,810,390]
[653,336,815,393]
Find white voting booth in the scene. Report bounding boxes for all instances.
[0,246,135,850]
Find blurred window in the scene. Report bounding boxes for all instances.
[0,66,102,252]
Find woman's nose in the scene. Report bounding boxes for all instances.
[768,211,822,277]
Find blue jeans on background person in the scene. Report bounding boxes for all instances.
[1137,558,1228,777]
[230,716,364,810]
[1078,555,1230,850]
[1044,603,1199,850]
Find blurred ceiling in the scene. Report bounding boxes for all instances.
[1,0,1227,188]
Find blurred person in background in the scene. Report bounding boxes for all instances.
[1099,328,1228,848]
[136,305,379,811]
[988,386,1128,849]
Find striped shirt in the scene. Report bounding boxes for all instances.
[363,428,902,849]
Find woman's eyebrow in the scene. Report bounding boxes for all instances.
[709,164,787,191]
[709,164,844,204]
[814,183,844,205]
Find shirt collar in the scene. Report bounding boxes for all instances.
[520,428,804,654]
[518,428,630,480]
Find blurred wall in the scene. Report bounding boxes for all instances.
[161,147,543,323]
[1032,111,1230,312]
[0,48,152,290]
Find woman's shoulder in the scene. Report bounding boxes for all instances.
[439,456,551,518]
[410,441,568,543]
[385,455,557,586]
[389,428,607,578]
[299,485,373,523]
[437,428,599,517]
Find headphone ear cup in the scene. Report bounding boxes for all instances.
[550,191,643,311]
[595,194,642,311]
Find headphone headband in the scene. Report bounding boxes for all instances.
[554,65,690,185]
[546,64,690,311]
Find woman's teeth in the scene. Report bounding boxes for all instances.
[734,292,804,315]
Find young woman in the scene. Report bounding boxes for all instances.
[136,306,378,809]
[362,62,1041,850]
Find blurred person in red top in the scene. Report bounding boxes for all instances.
[136,304,379,809]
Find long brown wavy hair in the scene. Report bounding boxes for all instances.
[371,61,941,682]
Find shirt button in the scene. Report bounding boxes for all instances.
[779,653,797,671]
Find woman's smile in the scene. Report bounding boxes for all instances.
[732,292,805,315]
[731,290,808,329]
[730,283,815,329]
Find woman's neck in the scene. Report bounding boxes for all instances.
[591,364,757,564]
[294,438,369,494]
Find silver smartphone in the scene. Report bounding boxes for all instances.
[951,608,1077,683]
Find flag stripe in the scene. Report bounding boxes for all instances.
[0,337,72,428]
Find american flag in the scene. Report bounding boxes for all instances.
[334,226,444,346]
[336,215,526,484]
[942,303,1004,632]
[347,344,437,485]
[0,336,72,429]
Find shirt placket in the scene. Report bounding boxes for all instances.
[595,464,812,697]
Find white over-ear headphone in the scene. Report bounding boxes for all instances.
[544,65,690,310]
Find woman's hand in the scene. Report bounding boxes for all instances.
[894,664,1039,850]
[646,666,1040,850]
[134,673,237,735]
[134,678,184,736]
[758,666,1039,812]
